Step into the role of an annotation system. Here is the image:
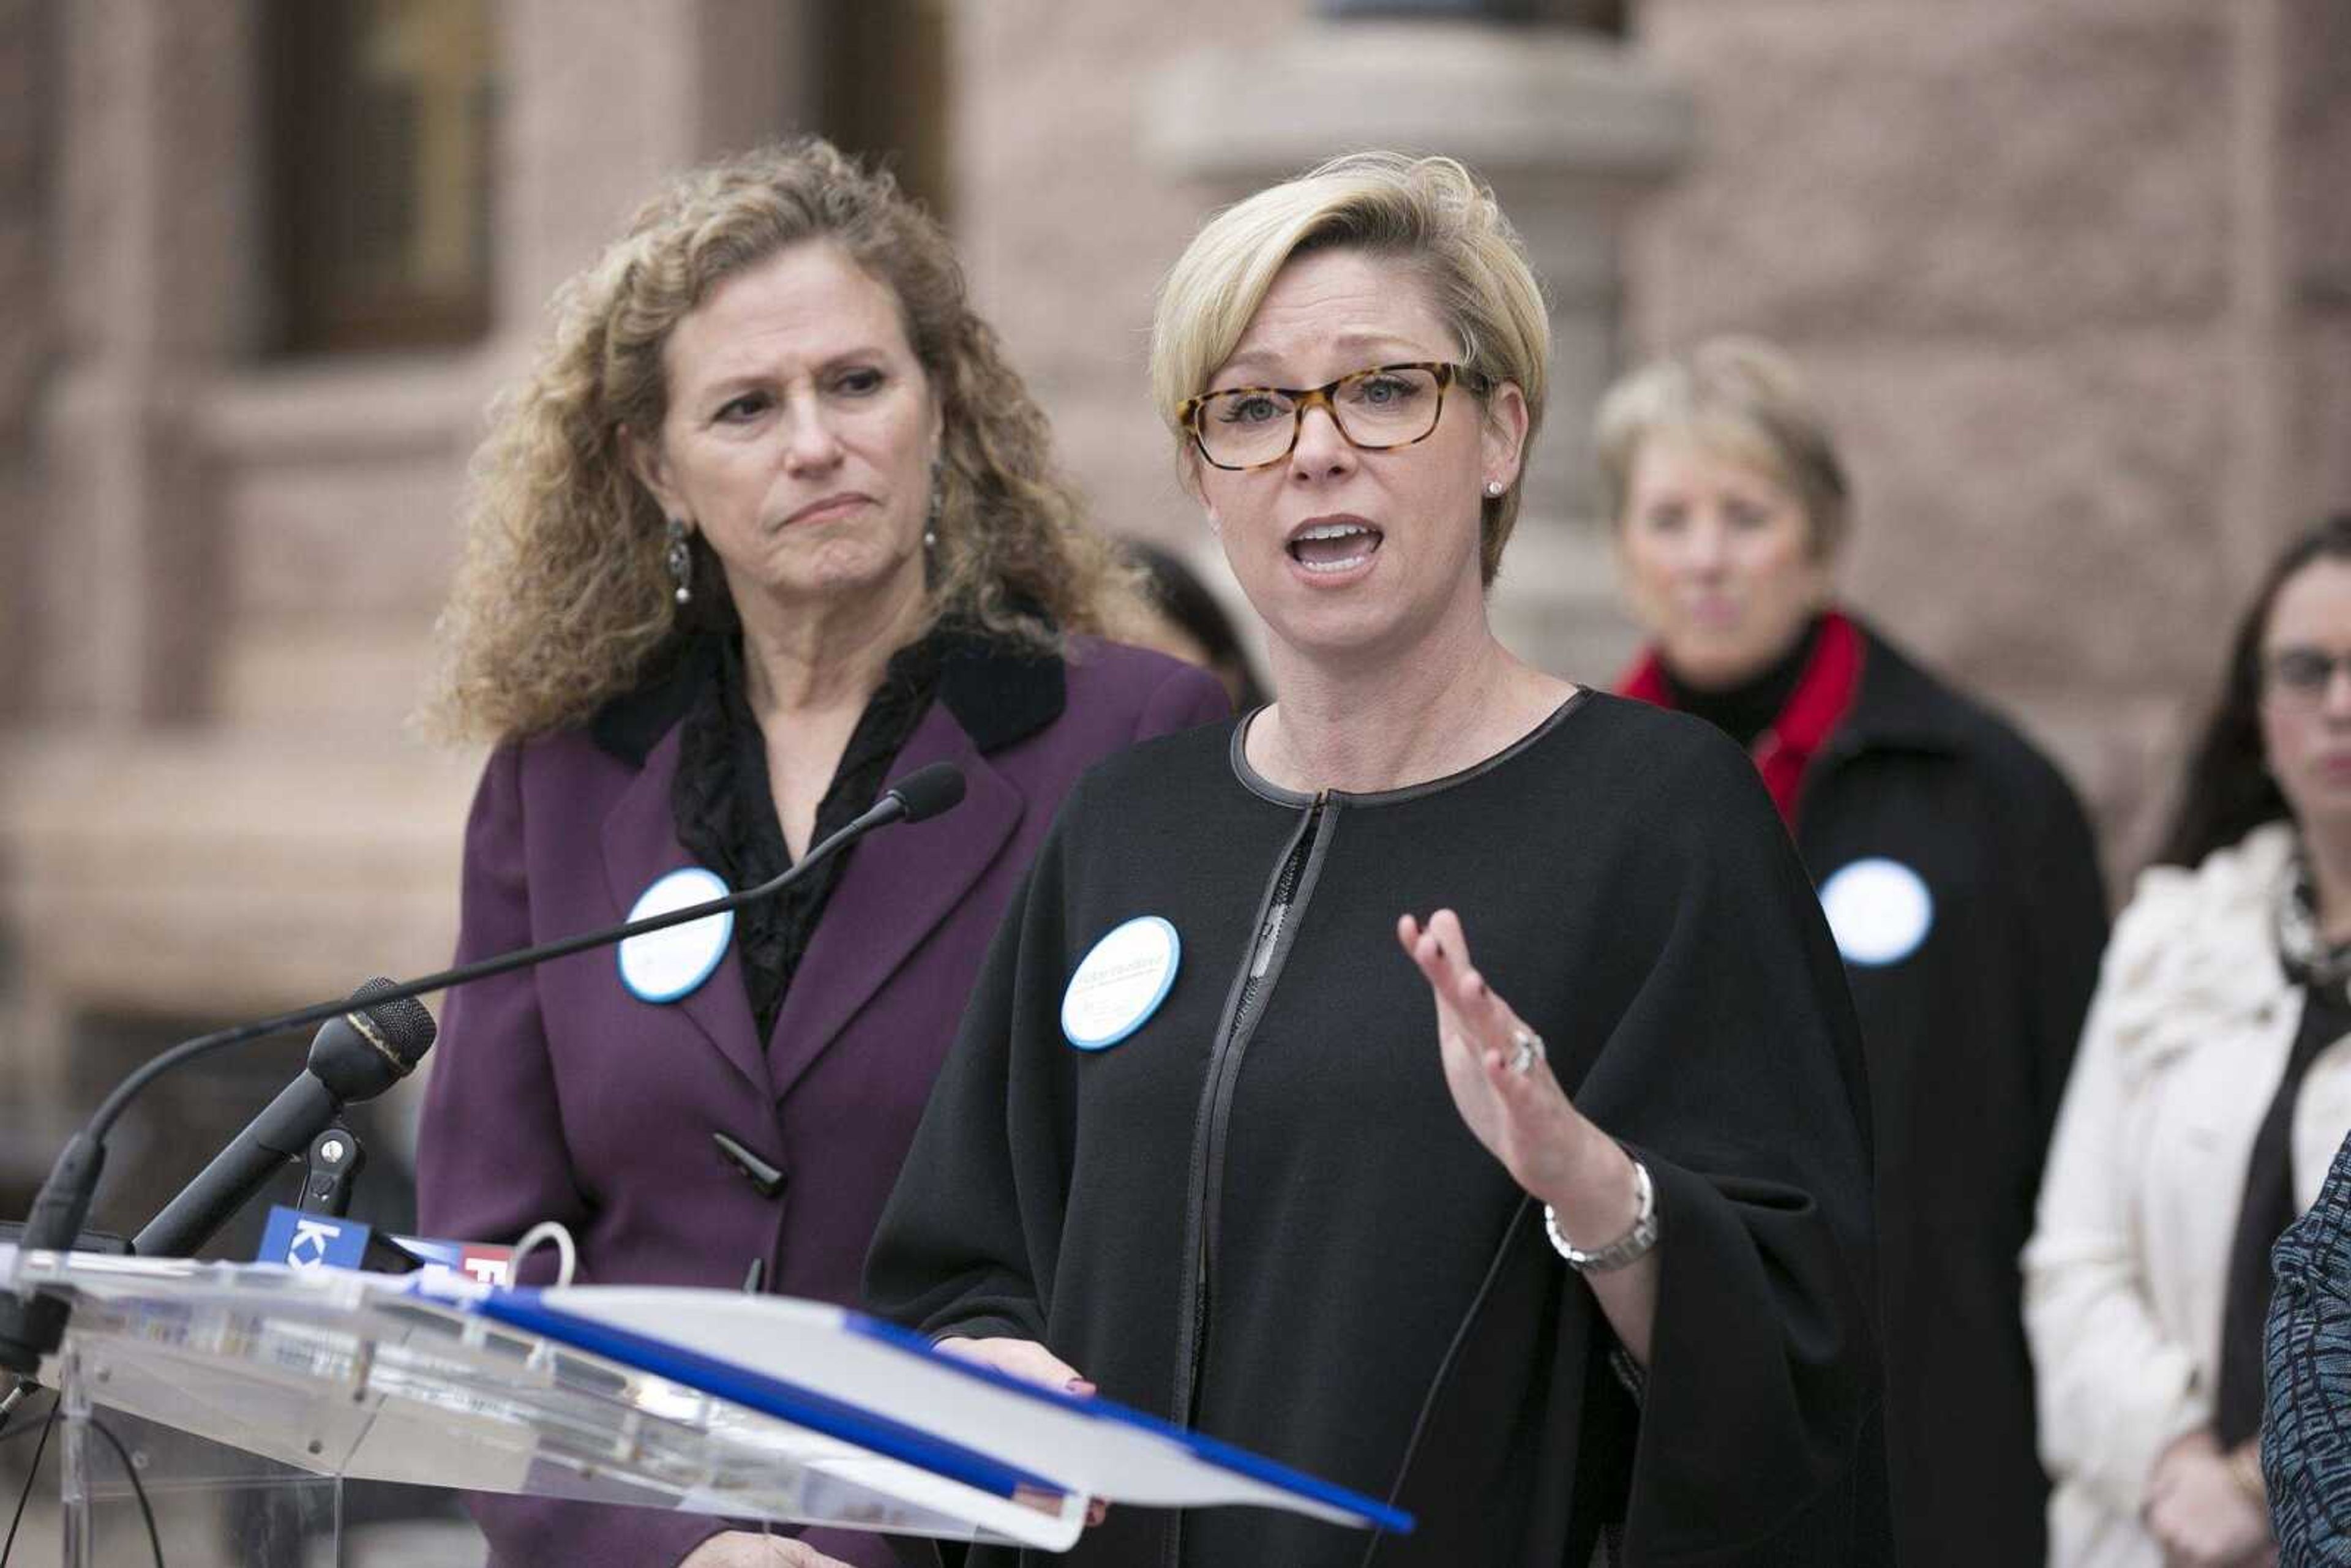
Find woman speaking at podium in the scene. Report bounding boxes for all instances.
[413,140,1225,1568]
[868,152,1888,1565]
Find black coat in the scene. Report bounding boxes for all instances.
[869,695,1889,1566]
[1794,625,2109,1568]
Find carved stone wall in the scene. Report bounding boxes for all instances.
[0,1,820,1214]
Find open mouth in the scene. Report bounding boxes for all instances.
[1287,520,1384,574]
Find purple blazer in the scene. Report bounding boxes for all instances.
[415,634,1228,1568]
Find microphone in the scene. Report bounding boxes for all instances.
[124,765,962,1264]
[885,759,966,823]
[0,760,966,1377]
[132,980,437,1260]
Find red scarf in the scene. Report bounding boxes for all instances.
[1617,611,1865,828]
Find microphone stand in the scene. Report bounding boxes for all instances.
[0,767,960,1385]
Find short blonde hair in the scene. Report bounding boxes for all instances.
[1593,336,1851,558]
[423,138,1139,743]
[1149,152,1550,587]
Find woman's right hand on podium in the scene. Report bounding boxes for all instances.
[934,1335,1095,1396]
[680,1532,852,1567]
[934,1337,1109,1525]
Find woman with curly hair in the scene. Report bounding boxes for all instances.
[414,138,1226,1568]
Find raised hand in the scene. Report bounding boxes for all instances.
[1396,907,1610,1203]
[1397,907,1659,1361]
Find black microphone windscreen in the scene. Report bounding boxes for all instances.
[345,976,437,1068]
[888,762,967,824]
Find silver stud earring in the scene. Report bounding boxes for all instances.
[1484,480,1505,499]
[665,517,692,606]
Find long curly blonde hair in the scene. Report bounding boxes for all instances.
[424,138,1139,743]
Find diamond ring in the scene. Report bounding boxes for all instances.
[1508,1026,1546,1076]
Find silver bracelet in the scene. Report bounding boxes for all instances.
[1542,1155,1659,1274]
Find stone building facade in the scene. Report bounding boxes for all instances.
[0,0,2342,1226]
[1633,0,2351,860]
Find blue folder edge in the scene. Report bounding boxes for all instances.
[470,1289,1062,1506]
[839,1310,1414,1535]
[465,1289,1411,1535]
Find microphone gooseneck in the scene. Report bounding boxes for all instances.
[0,760,968,1379]
[130,981,437,1261]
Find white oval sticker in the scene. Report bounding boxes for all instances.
[1819,858,1935,967]
[618,867,734,1003]
[1062,916,1181,1051]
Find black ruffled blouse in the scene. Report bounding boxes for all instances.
[670,633,945,1046]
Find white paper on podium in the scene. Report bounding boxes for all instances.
[473,1285,1414,1533]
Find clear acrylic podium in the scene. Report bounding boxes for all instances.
[1,1243,1410,1565]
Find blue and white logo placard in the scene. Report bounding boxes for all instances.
[1819,858,1935,967]
[259,1206,373,1272]
[618,867,733,1003]
[1062,916,1180,1051]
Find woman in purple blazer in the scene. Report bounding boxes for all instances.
[414,138,1226,1568]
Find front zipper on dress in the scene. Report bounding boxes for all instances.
[1165,790,1334,1567]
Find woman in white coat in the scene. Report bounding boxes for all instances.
[2027,514,2351,1568]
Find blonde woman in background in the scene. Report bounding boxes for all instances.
[415,138,1225,1568]
[1598,339,2109,1567]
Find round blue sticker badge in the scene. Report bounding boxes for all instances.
[1061,916,1181,1051]
[618,867,733,1003]
[1818,858,1935,967]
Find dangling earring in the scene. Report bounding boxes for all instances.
[923,464,942,552]
[666,517,692,606]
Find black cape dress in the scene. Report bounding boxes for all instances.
[866,691,1889,1566]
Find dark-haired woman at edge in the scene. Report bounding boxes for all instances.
[2028,514,2351,1568]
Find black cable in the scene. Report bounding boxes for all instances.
[0,1396,56,1564]
[86,1417,163,1568]
[78,796,914,1150]
[0,1401,163,1568]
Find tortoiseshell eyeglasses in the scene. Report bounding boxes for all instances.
[1179,361,1490,472]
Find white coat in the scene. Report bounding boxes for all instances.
[2025,822,2351,1568]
